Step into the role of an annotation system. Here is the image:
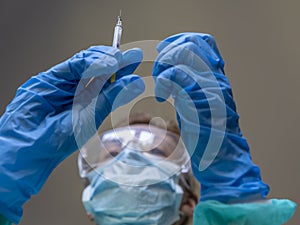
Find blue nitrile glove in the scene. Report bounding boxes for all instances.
[0,46,144,224]
[152,32,270,203]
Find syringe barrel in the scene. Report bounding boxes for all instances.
[112,19,122,48]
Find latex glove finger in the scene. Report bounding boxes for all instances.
[100,75,144,108]
[154,66,185,102]
[157,32,224,67]
[154,65,201,102]
[153,41,222,79]
[49,46,122,81]
[95,74,145,127]
[81,47,143,81]
[73,74,145,147]
[154,65,221,126]
[76,47,143,103]
[116,48,143,77]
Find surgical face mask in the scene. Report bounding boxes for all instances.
[81,148,184,225]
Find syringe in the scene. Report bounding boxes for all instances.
[110,12,122,82]
[112,13,122,48]
[86,12,123,87]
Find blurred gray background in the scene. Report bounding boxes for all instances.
[1,0,299,224]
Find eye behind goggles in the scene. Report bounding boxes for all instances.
[78,124,191,178]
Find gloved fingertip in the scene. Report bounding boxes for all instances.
[152,61,160,77]
[87,45,121,55]
[123,48,143,62]
[118,48,143,76]
[156,33,188,52]
[154,78,172,103]
[110,75,145,111]
[82,57,119,79]
[122,48,143,66]
[118,74,145,95]
[86,46,123,62]
[156,40,170,52]
[152,62,173,78]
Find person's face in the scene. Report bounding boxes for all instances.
[83,124,197,223]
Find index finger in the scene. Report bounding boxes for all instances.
[157,33,224,68]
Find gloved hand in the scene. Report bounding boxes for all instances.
[153,32,297,224]
[0,46,144,224]
[153,32,270,202]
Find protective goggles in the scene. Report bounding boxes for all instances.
[78,124,190,178]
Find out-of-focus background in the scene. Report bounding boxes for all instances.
[1,0,299,224]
